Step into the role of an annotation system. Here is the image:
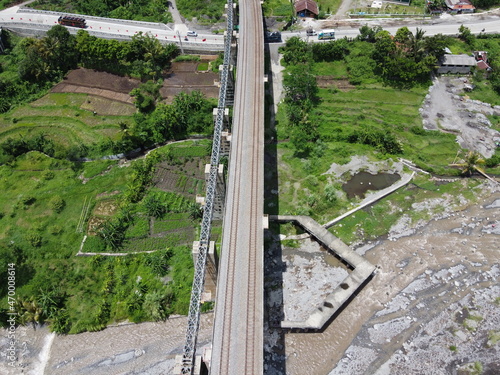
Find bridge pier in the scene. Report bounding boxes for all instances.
[204,163,225,220]
[192,241,218,299]
[174,353,207,375]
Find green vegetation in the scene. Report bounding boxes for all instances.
[271,26,500,245]
[0,27,217,163]
[176,0,226,23]
[28,0,173,23]
[263,0,341,19]
[351,2,426,16]
[0,139,210,333]
[487,330,500,347]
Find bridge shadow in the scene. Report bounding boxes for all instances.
[263,41,287,375]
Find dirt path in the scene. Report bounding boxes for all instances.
[421,76,500,158]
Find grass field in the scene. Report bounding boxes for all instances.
[270,52,499,245]
[0,93,134,148]
[0,137,211,332]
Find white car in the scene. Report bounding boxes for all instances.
[187,31,198,37]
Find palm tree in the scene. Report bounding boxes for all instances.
[450,151,497,183]
[409,28,426,61]
[15,297,43,329]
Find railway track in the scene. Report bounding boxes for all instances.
[210,0,265,373]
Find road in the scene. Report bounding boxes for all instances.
[3,5,500,48]
[0,5,224,49]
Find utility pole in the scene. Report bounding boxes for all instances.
[176,30,184,54]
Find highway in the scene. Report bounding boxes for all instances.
[0,5,224,51]
[209,0,265,373]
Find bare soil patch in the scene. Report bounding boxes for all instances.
[421,76,500,158]
[160,63,219,103]
[93,199,119,216]
[51,64,219,107]
[316,77,355,91]
[59,68,141,93]
[153,159,207,197]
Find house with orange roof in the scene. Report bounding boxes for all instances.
[444,0,475,13]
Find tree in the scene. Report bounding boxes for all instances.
[188,202,203,220]
[49,196,65,213]
[449,151,496,182]
[373,30,396,66]
[283,65,318,104]
[424,34,449,61]
[459,25,475,47]
[144,195,166,218]
[312,38,350,62]
[129,32,179,78]
[142,289,174,321]
[45,24,78,72]
[14,297,43,329]
[358,25,382,43]
[97,220,126,250]
[279,36,312,65]
[130,88,156,113]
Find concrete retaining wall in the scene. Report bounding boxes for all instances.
[271,215,376,330]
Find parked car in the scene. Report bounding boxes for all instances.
[187,30,198,37]
[265,31,281,43]
[306,28,317,36]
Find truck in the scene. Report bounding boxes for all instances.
[57,15,86,28]
[318,29,335,40]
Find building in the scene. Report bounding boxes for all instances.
[474,51,492,71]
[294,0,319,18]
[437,54,477,74]
[444,0,475,13]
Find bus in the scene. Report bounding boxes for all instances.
[318,29,335,40]
[58,16,86,28]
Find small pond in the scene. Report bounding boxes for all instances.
[342,172,401,199]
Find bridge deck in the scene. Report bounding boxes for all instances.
[210,0,265,373]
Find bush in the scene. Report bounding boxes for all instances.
[50,196,65,213]
[49,225,63,235]
[485,154,499,168]
[25,232,42,247]
[42,170,55,180]
[21,195,36,206]
[324,184,338,203]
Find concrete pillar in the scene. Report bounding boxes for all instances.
[174,354,204,375]
[204,163,225,221]
[192,241,218,298]
[212,107,229,124]
[220,131,231,157]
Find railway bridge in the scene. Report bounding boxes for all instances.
[178,0,265,373]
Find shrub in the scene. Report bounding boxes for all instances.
[485,155,499,168]
[25,232,42,247]
[144,195,166,218]
[50,196,65,213]
[49,225,63,235]
[20,195,36,207]
[324,184,338,203]
[42,170,55,180]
